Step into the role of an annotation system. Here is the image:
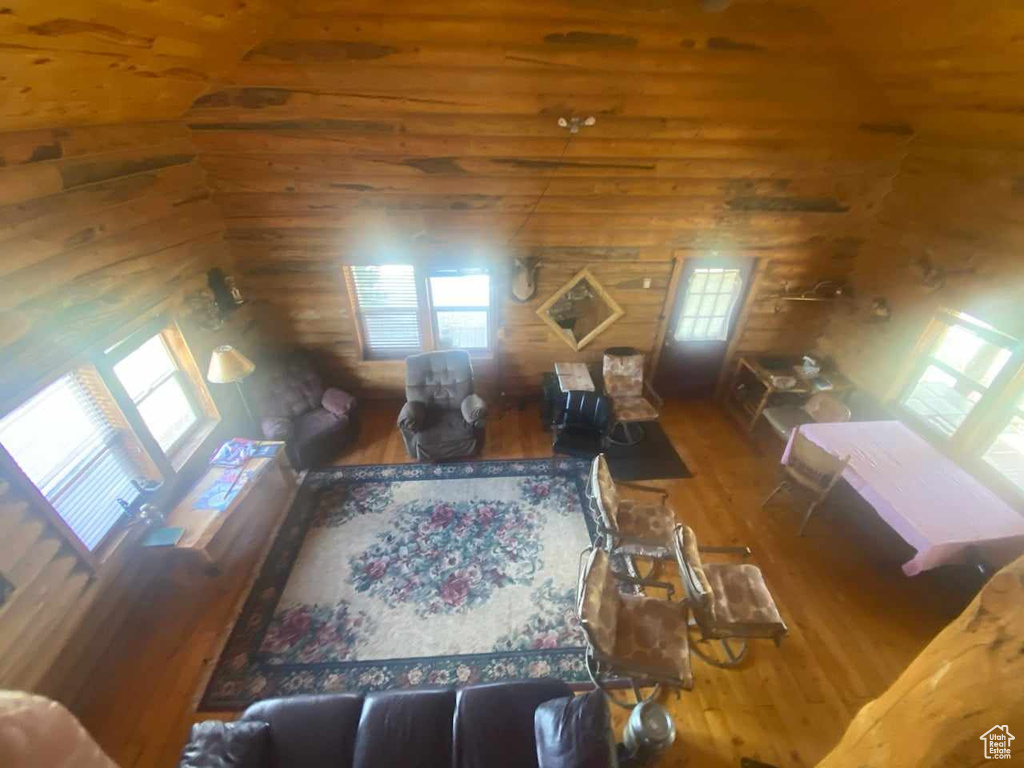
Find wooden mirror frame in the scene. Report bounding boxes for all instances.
[535,268,625,351]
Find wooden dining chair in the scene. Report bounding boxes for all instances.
[763,426,849,535]
[762,392,851,441]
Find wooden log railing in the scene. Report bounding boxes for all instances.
[818,553,1024,766]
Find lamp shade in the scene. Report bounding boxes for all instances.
[207,345,255,384]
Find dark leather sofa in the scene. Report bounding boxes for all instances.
[178,679,614,768]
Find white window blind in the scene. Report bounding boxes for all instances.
[349,264,423,357]
[0,372,143,551]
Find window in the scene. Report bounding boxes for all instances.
[348,264,423,359]
[113,334,202,454]
[428,270,491,351]
[898,309,1024,499]
[346,264,493,358]
[900,313,1014,437]
[0,372,145,551]
[673,267,744,342]
[983,394,1024,494]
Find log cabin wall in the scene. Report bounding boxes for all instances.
[0,121,234,405]
[0,120,238,702]
[185,0,911,397]
[813,0,1024,398]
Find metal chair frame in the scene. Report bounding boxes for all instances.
[575,546,688,709]
[670,524,786,670]
[603,350,664,447]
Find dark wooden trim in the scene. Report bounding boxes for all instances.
[649,253,684,382]
[92,352,175,481]
[715,257,767,400]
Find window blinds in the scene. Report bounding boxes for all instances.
[349,264,423,357]
[0,372,141,551]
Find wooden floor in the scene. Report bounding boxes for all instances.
[74,399,977,768]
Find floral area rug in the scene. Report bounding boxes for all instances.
[200,459,598,710]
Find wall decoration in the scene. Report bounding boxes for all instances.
[536,269,624,351]
[510,256,543,302]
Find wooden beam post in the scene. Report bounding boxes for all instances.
[817,554,1024,767]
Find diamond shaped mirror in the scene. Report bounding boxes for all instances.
[536,268,624,351]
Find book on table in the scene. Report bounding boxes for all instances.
[554,362,595,392]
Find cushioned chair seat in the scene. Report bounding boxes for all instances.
[614,595,693,688]
[615,499,676,545]
[407,409,478,461]
[704,563,786,638]
[400,350,486,461]
[610,396,659,423]
[761,405,813,440]
[256,350,357,469]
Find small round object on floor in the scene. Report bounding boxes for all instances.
[621,699,677,765]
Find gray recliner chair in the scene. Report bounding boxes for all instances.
[398,350,487,461]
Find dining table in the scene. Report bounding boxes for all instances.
[782,420,1024,576]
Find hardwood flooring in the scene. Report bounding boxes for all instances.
[74,399,977,767]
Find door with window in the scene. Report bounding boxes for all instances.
[654,257,754,399]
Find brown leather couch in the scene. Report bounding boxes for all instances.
[178,679,614,768]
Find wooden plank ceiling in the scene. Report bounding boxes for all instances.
[0,0,282,131]
[1,0,1020,395]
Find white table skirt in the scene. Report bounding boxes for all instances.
[782,421,1024,575]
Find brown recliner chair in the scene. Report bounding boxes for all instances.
[255,350,358,470]
[398,350,487,461]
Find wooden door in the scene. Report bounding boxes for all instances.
[654,257,754,399]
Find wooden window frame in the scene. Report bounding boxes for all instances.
[98,316,220,474]
[0,315,219,567]
[426,268,494,355]
[894,308,1024,503]
[0,364,162,566]
[345,263,494,361]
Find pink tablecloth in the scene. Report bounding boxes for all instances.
[782,421,1024,575]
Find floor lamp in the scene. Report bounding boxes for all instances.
[207,345,257,431]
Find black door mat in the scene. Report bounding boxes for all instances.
[604,421,693,481]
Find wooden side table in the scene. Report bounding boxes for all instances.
[163,441,296,569]
[726,356,851,432]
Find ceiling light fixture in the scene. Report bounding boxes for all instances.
[557,116,596,134]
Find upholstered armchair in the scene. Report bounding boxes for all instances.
[588,454,677,557]
[673,524,787,668]
[255,350,358,470]
[576,546,693,704]
[398,350,487,461]
[602,348,663,446]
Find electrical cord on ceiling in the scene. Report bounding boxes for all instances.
[496,116,596,412]
[506,132,574,248]
[494,131,573,414]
